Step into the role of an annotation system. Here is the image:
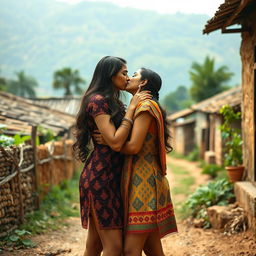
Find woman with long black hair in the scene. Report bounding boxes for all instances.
[73,56,150,256]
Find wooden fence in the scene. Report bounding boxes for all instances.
[0,139,77,238]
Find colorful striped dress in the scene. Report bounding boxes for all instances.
[122,100,178,238]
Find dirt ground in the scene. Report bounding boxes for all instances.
[1,156,256,256]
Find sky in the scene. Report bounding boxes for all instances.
[57,0,225,16]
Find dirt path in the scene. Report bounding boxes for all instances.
[2,156,256,256]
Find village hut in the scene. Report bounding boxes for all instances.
[203,0,256,231]
[169,86,241,165]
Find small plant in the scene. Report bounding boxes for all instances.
[20,172,80,234]
[202,164,223,178]
[0,125,31,146]
[187,146,200,161]
[37,125,58,144]
[1,229,35,249]
[219,105,243,166]
[184,178,235,227]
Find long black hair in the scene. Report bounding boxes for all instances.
[140,67,173,153]
[73,56,126,162]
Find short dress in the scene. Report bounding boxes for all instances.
[122,100,178,238]
[79,94,125,229]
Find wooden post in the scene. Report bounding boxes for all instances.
[63,134,68,179]
[16,147,24,224]
[31,126,40,209]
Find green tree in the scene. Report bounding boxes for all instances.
[0,77,7,91]
[7,71,38,97]
[53,68,85,96]
[189,56,233,102]
[0,71,7,91]
[163,85,193,113]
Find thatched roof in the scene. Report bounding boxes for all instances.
[203,0,255,34]
[0,92,75,135]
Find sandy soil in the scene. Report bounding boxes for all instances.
[1,156,256,256]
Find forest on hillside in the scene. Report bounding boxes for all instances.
[0,0,241,97]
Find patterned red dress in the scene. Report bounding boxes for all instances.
[79,94,125,229]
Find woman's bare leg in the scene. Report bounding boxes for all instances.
[90,207,123,256]
[143,231,165,256]
[124,233,148,256]
[83,215,103,256]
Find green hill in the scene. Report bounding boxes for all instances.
[0,0,241,97]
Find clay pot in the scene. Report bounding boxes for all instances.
[225,166,244,182]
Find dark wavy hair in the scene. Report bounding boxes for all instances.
[73,56,126,162]
[139,67,173,153]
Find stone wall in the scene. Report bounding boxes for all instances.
[214,115,223,166]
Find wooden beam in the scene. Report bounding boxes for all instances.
[223,0,250,28]
[254,63,256,70]
[222,27,249,33]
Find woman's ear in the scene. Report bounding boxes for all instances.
[139,79,148,88]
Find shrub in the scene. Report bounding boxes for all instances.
[187,146,200,161]
[184,178,235,227]
[202,164,223,178]
[219,105,243,166]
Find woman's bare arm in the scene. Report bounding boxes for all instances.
[94,92,151,152]
[120,112,153,155]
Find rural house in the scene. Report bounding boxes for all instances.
[203,0,256,231]
[169,86,241,165]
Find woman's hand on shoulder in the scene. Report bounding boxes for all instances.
[129,88,152,109]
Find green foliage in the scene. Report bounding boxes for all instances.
[184,178,235,226]
[0,126,31,146]
[0,135,15,147]
[189,56,233,102]
[0,229,35,250]
[202,164,224,178]
[163,85,193,113]
[187,146,200,161]
[219,105,243,166]
[13,134,31,145]
[20,172,80,235]
[0,73,7,91]
[37,126,59,144]
[6,71,38,98]
[53,67,85,96]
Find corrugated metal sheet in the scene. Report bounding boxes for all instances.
[31,97,81,116]
[0,92,75,135]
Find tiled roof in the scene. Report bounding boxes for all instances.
[203,0,255,34]
[192,86,241,113]
[0,92,75,135]
[169,86,241,121]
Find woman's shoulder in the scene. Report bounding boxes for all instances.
[86,94,109,114]
[89,94,107,103]
[135,99,160,117]
[138,99,157,109]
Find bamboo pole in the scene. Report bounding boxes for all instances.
[31,126,40,209]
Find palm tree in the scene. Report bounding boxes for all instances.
[189,56,233,102]
[7,71,38,97]
[53,68,85,96]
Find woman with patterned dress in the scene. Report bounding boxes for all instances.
[73,56,151,256]
[120,68,178,256]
